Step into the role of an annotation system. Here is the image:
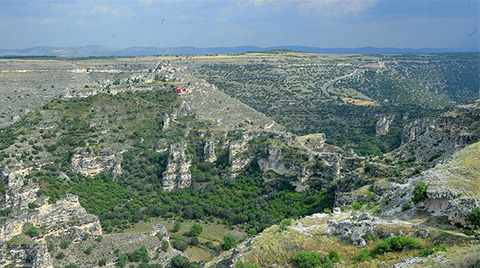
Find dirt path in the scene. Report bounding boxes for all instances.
[321,69,363,99]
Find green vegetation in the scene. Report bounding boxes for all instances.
[189,223,203,237]
[357,249,370,261]
[98,259,107,266]
[116,246,150,267]
[293,251,341,268]
[172,255,199,268]
[468,207,480,229]
[223,235,237,250]
[24,225,39,237]
[60,239,71,249]
[412,182,428,203]
[371,236,422,256]
[84,246,93,255]
[172,240,189,252]
[417,245,447,257]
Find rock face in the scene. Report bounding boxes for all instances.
[162,142,192,191]
[0,166,102,268]
[376,115,395,137]
[401,118,434,144]
[327,212,374,246]
[162,113,171,130]
[71,151,122,177]
[204,139,218,163]
[226,134,254,179]
[258,145,341,192]
[397,101,480,166]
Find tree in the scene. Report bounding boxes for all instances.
[189,223,203,237]
[172,255,190,268]
[173,221,182,232]
[223,235,237,250]
[412,182,427,203]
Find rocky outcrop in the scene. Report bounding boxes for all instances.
[401,118,434,144]
[258,145,341,192]
[225,134,254,179]
[204,139,218,163]
[396,101,480,165]
[1,164,102,268]
[327,212,375,246]
[71,151,122,177]
[0,193,102,268]
[375,115,395,137]
[162,142,192,191]
[162,113,171,130]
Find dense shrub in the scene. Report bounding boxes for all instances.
[189,223,203,237]
[418,245,447,257]
[172,240,188,252]
[293,251,340,268]
[468,207,480,228]
[372,236,422,255]
[25,226,39,237]
[161,240,169,252]
[60,239,71,249]
[172,255,190,268]
[223,235,237,250]
[357,249,370,261]
[412,182,427,203]
[84,246,93,255]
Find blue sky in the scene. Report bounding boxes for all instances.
[1,0,479,50]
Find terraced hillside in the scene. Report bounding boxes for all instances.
[188,52,479,155]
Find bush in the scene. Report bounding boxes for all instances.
[278,219,292,232]
[236,261,260,268]
[25,226,39,237]
[117,254,129,267]
[172,240,188,252]
[95,235,104,242]
[468,207,480,228]
[189,223,203,237]
[205,241,214,249]
[190,237,199,246]
[161,240,169,252]
[98,259,107,266]
[55,252,66,259]
[128,245,150,262]
[173,221,182,232]
[372,236,422,255]
[293,252,324,268]
[60,239,71,249]
[357,249,370,261]
[172,255,190,268]
[412,182,427,203]
[84,246,93,255]
[327,250,341,263]
[223,235,237,250]
[352,202,364,210]
[418,245,447,257]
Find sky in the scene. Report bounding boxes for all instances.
[1,0,479,50]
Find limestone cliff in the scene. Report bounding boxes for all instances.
[162,142,192,191]
[375,115,395,137]
[71,151,122,177]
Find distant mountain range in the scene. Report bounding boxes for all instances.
[0,45,476,57]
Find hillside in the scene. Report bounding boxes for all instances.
[0,55,479,268]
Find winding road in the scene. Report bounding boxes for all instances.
[321,69,364,99]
